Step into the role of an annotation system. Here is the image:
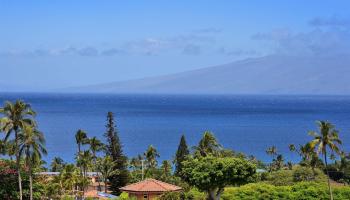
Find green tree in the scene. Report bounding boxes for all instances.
[266,146,278,172]
[288,144,296,152]
[266,146,277,160]
[60,164,79,195]
[273,154,284,170]
[181,156,256,200]
[0,100,36,200]
[77,150,92,197]
[160,160,172,181]
[290,142,322,171]
[50,157,65,172]
[193,131,222,158]
[104,111,129,195]
[174,135,189,177]
[75,129,88,155]
[144,145,160,169]
[0,140,16,160]
[96,156,118,193]
[18,125,47,200]
[161,160,172,176]
[309,121,342,200]
[88,136,104,166]
[129,154,143,171]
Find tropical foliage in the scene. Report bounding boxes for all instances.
[2,99,350,200]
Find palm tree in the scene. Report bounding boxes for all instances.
[0,100,36,200]
[51,157,65,172]
[88,136,104,165]
[160,160,172,181]
[129,154,143,171]
[77,150,92,197]
[96,156,118,193]
[266,146,278,172]
[144,145,160,168]
[60,164,79,195]
[309,121,342,200]
[75,129,88,155]
[18,125,47,200]
[266,145,277,160]
[193,131,222,157]
[75,129,88,184]
[274,154,284,170]
[288,144,296,152]
[0,140,16,159]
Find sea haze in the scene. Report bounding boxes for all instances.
[1,93,350,164]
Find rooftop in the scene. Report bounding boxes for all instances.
[120,179,182,193]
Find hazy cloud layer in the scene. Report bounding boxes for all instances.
[309,15,350,27]
[3,17,350,59]
[192,28,222,34]
[0,28,222,58]
[217,47,259,56]
[252,16,350,56]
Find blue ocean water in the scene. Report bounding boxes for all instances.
[1,93,350,165]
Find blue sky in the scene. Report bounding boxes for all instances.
[1,1,350,90]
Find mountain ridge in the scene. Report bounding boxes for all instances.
[64,55,350,95]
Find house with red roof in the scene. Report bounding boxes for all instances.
[120,179,182,200]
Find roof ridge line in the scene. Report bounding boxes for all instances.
[152,179,170,191]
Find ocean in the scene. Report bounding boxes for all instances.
[1,93,350,165]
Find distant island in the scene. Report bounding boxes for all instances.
[65,55,350,95]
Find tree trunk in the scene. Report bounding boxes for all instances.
[15,129,23,200]
[29,160,33,200]
[324,151,334,200]
[82,167,86,198]
[216,188,224,200]
[208,189,217,200]
[97,173,101,192]
[105,179,108,193]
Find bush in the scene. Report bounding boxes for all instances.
[264,170,294,186]
[222,183,292,200]
[183,188,206,200]
[221,182,350,200]
[262,166,327,186]
[293,166,326,183]
[158,192,181,200]
[61,195,75,200]
[0,159,44,200]
[118,192,137,200]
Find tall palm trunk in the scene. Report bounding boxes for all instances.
[82,166,86,198]
[27,151,33,200]
[104,178,108,193]
[324,151,333,200]
[15,128,23,200]
[93,153,102,192]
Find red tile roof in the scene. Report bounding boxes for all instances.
[120,179,182,193]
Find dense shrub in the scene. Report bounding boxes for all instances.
[263,170,294,186]
[0,159,44,200]
[221,182,350,200]
[183,188,206,200]
[293,166,326,182]
[262,166,327,186]
[222,183,292,200]
[158,192,181,200]
[118,192,137,200]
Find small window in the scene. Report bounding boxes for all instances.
[143,194,148,199]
